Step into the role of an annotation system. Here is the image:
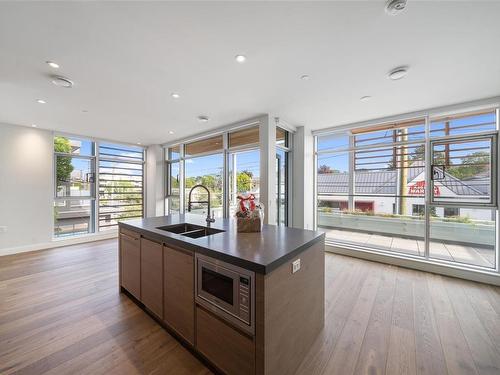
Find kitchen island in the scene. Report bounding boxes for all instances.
[119,214,325,375]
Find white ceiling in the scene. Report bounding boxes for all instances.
[1,1,499,145]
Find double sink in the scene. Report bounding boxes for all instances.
[156,223,225,239]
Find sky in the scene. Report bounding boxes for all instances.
[184,149,260,178]
[317,113,496,173]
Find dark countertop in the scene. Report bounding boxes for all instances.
[119,214,324,274]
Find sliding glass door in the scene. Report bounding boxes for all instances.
[428,133,497,268]
[228,149,260,217]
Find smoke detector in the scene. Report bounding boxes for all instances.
[51,75,74,88]
[385,0,407,15]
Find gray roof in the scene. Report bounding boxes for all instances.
[317,162,488,196]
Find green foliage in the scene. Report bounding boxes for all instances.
[185,173,224,208]
[54,137,74,184]
[447,152,489,180]
[241,169,254,178]
[237,171,252,192]
[101,180,142,220]
[441,215,472,224]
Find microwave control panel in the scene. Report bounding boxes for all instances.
[239,276,250,324]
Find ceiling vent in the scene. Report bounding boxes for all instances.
[51,75,74,88]
[385,0,407,15]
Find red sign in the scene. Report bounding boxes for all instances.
[408,180,440,196]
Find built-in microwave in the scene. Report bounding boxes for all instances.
[195,253,255,335]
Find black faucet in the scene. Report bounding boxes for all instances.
[187,184,216,225]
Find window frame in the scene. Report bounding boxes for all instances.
[429,133,498,207]
[53,135,145,238]
[53,136,97,237]
[314,105,499,273]
[97,142,145,231]
[164,123,293,225]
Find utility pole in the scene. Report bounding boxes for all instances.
[398,128,408,216]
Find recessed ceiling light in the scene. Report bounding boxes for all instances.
[300,74,310,80]
[171,93,180,99]
[37,99,46,104]
[198,115,209,123]
[235,55,246,63]
[168,130,174,135]
[360,96,372,102]
[385,0,407,15]
[46,61,60,69]
[31,124,37,127]
[137,142,142,145]
[51,75,74,88]
[388,66,409,80]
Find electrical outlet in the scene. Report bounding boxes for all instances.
[0,226,7,233]
[292,259,301,274]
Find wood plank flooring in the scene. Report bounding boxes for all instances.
[0,239,499,375]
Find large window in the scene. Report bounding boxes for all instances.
[229,149,260,216]
[54,136,96,237]
[98,143,144,230]
[185,153,224,218]
[316,108,498,270]
[165,124,293,224]
[181,136,224,218]
[228,126,261,217]
[53,136,144,237]
[166,160,181,213]
[276,127,290,226]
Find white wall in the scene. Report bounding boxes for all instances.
[259,115,277,225]
[145,144,165,217]
[292,126,315,230]
[0,123,54,250]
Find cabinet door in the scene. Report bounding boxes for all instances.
[120,232,141,300]
[164,245,194,345]
[196,307,255,375]
[141,238,163,318]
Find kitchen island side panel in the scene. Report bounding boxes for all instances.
[256,239,325,375]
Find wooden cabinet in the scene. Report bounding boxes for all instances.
[196,306,255,375]
[163,245,195,345]
[140,238,163,318]
[120,230,141,300]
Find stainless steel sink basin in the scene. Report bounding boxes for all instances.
[156,223,225,238]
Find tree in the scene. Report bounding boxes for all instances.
[236,171,252,192]
[241,170,253,178]
[201,175,218,191]
[386,144,426,169]
[318,165,339,174]
[54,136,74,187]
[447,152,489,180]
[101,180,142,220]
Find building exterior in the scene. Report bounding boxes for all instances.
[317,161,492,220]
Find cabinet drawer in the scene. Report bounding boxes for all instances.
[120,228,140,241]
[141,238,163,318]
[196,306,255,375]
[120,233,141,300]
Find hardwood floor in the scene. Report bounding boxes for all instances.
[0,239,499,375]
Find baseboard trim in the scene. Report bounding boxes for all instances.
[326,244,500,286]
[0,231,118,257]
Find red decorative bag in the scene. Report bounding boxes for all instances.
[235,194,264,232]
